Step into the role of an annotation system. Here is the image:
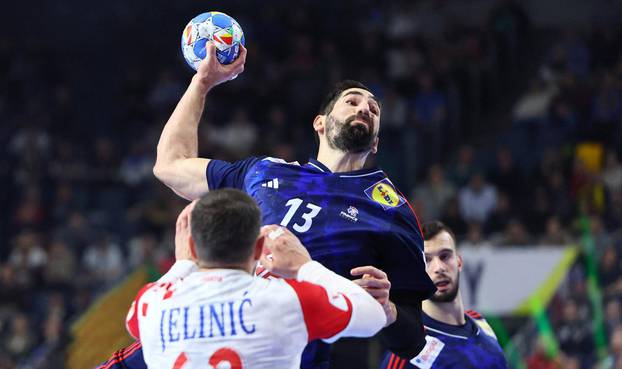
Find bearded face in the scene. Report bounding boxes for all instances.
[429,271,460,303]
[325,113,376,153]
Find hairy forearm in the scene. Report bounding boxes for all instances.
[155,77,209,167]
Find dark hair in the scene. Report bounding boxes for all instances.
[318,80,372,115]
[190,189,261,264]
[314,80,372,146]
[422,221,457,246]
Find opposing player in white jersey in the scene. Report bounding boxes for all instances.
[125,189,386,369]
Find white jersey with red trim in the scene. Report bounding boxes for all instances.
[126,260,386,369]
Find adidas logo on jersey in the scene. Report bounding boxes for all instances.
[261,178,280,189]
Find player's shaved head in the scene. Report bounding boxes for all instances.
[191,189,261,264]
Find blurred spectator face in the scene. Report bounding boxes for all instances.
[605,150,620,169]
[94,137,116,163]
[0,264,16,286]
[418,73,435,93]
[562,300,578,322]
[496,193,511,212]
[429,164,444,185]
[268,106,286,129]
[424,231,462,303]
[590,215,605,234]
[545,216,562,236]
[469,174,485,192]
[458,145,474,166]
[466,223,483,244]
[611,325,622,354]
[5,313,33,356]
[553,100,571,118]
[601,247,618,269]
[505,219,529,245]
[43,314,62,344]
[606,299,621,325]
[561,355,580,369]
[496,148,513,171]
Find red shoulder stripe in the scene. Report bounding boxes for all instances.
[465,309,483,319]
[285,279,353,341]
[97,341,143,369]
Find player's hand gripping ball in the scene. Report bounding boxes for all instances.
[181,11,245,70]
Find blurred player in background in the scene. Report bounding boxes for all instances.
[380,221,507,369]
[124,189,386,369]
[99,41,435,369]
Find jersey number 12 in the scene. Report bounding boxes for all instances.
[280,198,322,233]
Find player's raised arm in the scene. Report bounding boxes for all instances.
[153,42,247,200]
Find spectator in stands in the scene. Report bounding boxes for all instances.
[43,239,76,292]
[458,173,498,224]
[484,192,514,235]
[539,216,572,245]
[448,145,477,187]
[411,164,455,221]
[605,299,622,338]
[602,149,622,194]
[82,234,124,286]
[555,299,594,365]
[2,313,34,359]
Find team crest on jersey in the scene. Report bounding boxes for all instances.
[339,206,359,222]
[364,179,405,210]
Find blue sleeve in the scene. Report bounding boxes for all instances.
[94,342,146,369]
[207,157,262,190]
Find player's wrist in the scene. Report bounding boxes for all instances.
[191,74,214,95]
[384,301,397,327]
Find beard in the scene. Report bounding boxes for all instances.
[429,274,460,303]
[325,114,375,153]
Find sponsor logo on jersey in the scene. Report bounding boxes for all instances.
[364,179,405,210]
[261,178,280,189]
[339,206,359,222]
[410,335,444,369]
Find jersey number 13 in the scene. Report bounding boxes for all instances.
[280,198,322,233]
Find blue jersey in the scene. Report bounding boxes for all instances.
[208,157,435,368]
[380,310,507,369]
[95,156,434,369]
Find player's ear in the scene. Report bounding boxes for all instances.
[371,136,379,154]
[188,236,198,260]
[313,115,325,135]
[457,253,463,271]
[253,235,265,261]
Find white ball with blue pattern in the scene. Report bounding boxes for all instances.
[181,11,245,71]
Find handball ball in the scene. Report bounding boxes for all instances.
[181,11,245,71]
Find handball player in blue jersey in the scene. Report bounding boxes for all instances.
[380,221,507,369]
[97,42,435,369]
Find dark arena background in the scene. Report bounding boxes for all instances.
[1,0,622,368]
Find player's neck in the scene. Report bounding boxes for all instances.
[422,292,466,326]
[316,146,370,172]
[198,260,254,274]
